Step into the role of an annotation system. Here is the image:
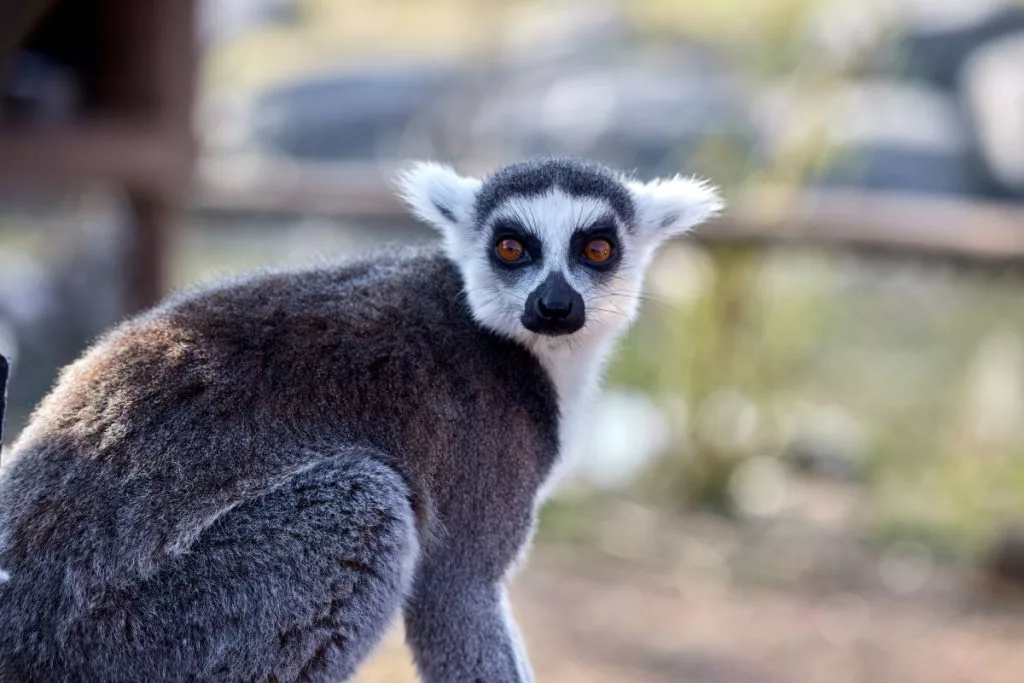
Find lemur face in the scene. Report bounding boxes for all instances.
[484,187,627,338]
[399,157,721,349]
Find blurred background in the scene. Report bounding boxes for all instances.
[4,0,1024,681]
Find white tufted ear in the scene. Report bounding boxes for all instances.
[395,162,482,236]
[626,175,723,243]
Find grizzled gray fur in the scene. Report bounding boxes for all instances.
[0,157,721,682]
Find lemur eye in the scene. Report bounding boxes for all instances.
[496,238,525,263]
[583,239,613,264]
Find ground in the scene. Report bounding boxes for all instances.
[355,514,1024,683]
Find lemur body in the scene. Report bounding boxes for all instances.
[0,158,720,682]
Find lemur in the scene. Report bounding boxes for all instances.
[0,157,721,682]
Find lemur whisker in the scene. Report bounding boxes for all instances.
[596,291,680,307]
[464,287,528,304]
[587,308,629,319]
[591,287,682,312]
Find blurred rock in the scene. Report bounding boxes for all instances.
[247,63,461,161]
[784,80,983,197]
[962,33,1024,200]
[470,49,759,181]
[240,15,758,183]
[873,3,1024,92]
[811,0,1011,72]
[238,2,632,163]
[798,0,1024,201]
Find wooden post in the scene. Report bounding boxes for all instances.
[125,191,173,314]
[1,0,198,314]
[104,0,197,313]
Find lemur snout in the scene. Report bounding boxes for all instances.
[523,272,585,336]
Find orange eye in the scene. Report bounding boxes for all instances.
[496,238,525,263]
[583,239,613,264]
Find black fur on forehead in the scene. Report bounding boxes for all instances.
[475,157,635,226]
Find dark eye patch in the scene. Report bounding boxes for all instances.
[492,217,528,236]
[488,218,543,269]
[569,214,623,272]
[583,215,618,234]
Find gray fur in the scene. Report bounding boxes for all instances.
[0,249,557,682]
[0,157,721,682]
[474,156,636,226]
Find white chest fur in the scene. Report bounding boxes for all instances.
[530,335,619,504]
[504,335,618,582]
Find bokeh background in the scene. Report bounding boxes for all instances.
[5,1,1024,681]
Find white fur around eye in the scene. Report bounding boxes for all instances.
[626,175,723,244]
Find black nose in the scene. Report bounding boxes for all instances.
[522,272,586,336]
[537,295,573,321]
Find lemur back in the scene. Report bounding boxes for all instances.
[0,157,721,682]
[0,251,556,680]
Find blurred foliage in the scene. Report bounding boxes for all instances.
[626,0,822,74]
[536,493,606,547]
[599,245,1024,559]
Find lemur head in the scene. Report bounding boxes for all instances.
[398,157,721,349]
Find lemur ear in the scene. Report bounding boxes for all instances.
[395,162,482,234]
[625,175,723,242]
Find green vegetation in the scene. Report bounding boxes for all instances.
[591,245,1024,558]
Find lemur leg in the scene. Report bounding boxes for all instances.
[1,449,418,683]
[149,450,418,682]
[404,562,534,683]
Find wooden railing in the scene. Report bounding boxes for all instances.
[194,157,1024,267]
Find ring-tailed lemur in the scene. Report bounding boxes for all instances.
[0,157,720,682]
